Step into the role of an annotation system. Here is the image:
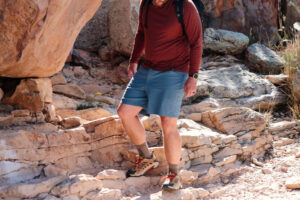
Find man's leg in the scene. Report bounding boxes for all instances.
[160,116,181,174]
[117,104,145,145]
[118,104,159,177]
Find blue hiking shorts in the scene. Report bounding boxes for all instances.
[120,66,188,118]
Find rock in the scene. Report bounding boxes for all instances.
[149,187,209,199]
[62,196,80,200]
[47,127,91,147]
[268,121,300,137]
[61,117,81,129]
[265,74,288,85]
[179,170,198,184]
[125,176,151,191]
[262,168,272,174]
[296,151,300,158]
[75,0,113,50]
[3,78,52,112]
[0,0,102,78]
[0,88,3,101]
[51,174,103,197]
[55,155,93,174]
[203,0,279,44]
[44,165,68,177]
[214,147,242,159]
[11,109,30,117]
[57,108,112,122]
[108,0,139,55]
[94,95,118,106]
[0,176,67,199]
[204,28,249,54]
[80,84,111,95]
[98,46,113,61]
[51,73,67,86]
[286,177,300,189]
[201,107,266,138]
[93,118,125,139]
[96,169,126,180]
[83,115,118,133]
[141,115,162,132]
[53,83,86,99]
[246,43,284,74]
[52,94,82,110]
[44,103,61,123]
[213,155,237,167]
[100,180,126,190]
[273,138,294,147]
[179,127,216,148]
[73,67,86,77]
[83,188,122,200]
[201,55,241,70]
[0,166,43,185]
[193,65,286,110]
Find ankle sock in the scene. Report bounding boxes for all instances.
[168,163,179,175]
[136,142,152,159]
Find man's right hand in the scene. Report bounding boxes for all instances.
[128,63,138,78]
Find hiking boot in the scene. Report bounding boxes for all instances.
[161,173,182,191]
[126,153,159,177]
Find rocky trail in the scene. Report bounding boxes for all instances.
[1,0,300,199]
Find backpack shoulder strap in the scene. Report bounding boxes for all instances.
[175,0,186,36]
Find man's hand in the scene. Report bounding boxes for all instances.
[128,63,138,78]
[184,77,197,97]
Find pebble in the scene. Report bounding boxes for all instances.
[262,168,272,174]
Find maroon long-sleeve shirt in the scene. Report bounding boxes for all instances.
[129,0,203,75]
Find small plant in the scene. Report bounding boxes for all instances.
[76,102,103,110]
[281,37,300,118]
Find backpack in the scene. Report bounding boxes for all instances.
[141,0,205,36]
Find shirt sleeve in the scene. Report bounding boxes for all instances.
[129,0,146,64]
[183,1,203,75]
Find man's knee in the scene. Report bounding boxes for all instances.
[161,116,178,134]
[117,104,141,119]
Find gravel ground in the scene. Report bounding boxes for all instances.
[207,140,300,200]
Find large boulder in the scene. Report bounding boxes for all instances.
[188,65,286,111]
[108,0,140,56]
[0,0,102,78]
[75,0,113,50]
[246,43,284,74]
[3,78,52,112]
[204,28,249,54]
[202,0,280,43]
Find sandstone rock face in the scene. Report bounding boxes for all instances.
[202,0,280,43]
[246,43,285,74]
[0,0,102,78]
[108,0,140,56]
[75,0,113,50]
[204,28,249,54]
[3,78,52,112]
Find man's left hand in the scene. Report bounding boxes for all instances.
[184,77,197,97]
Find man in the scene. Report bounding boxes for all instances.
[117,0,202,190]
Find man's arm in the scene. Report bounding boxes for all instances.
[128,1,146,77]
[183,1,203,97]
